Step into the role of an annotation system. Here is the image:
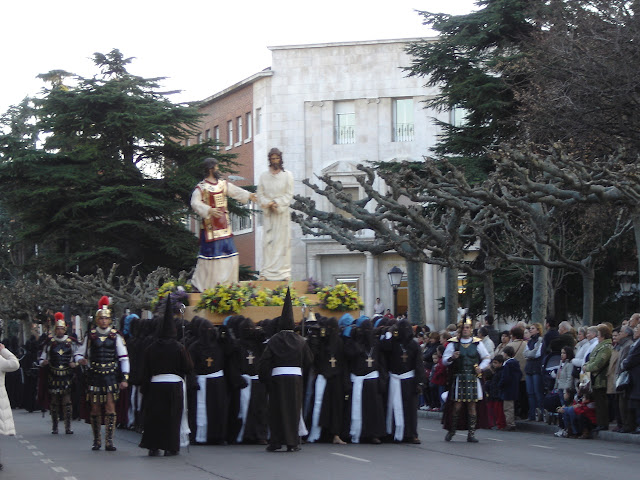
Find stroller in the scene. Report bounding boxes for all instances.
[541,353,562,424]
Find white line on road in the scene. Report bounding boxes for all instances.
[19,440,29,444]
[64,477,78,480]
[485,438,504,442]
[420,428,437,431]
[331,452,371,463]
[26,445,37,449]
[52,466,69,473]
[41,459,54,464]
[530,445,553,449]
[32,451,44,456]
[586,453,619,459]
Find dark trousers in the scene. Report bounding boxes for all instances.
[592,388,609,428]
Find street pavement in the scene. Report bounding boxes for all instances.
[1,409,639,480]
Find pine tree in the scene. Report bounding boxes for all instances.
[0,49,238,276]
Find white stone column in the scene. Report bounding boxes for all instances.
[307,253,317,281]
[425,263,435,328]
[315,254,322,283]
[365,252,375,317]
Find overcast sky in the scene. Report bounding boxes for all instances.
[2,0,478,114]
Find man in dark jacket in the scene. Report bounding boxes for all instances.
[500,345,523,431]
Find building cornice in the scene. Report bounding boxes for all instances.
[194,69,273,107]
[268,37,436,51]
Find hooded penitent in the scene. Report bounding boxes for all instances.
[157,296,177,339]
[277,288,295,332]
[397,319,414,345]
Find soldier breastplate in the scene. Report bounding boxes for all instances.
[454,341,479,373]
[49,339,73,373]
[90,333,117,372]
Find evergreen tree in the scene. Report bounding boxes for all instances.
[0,49,238,276]
[405,0,540,181]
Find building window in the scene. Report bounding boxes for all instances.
[230,209,253,235]
[393,98,414,142]
[205,129,211,141]
[236,116,243,145]
[245,112,252,141]
[335,101,355,144]
[256,108,262,134]
[185,138,191,147]
[227,120,233,148]
[450,106,469,127]
[214,126,220,150]
[196,132,202,144]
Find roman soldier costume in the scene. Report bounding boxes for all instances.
[40,312,76,435]
[75,296,130,451]
[443,318,491,442]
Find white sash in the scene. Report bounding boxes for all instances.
[196,371,224,443]
[272,366,302,376]
[307,374,327,443]
[151,374,190,447]
[349,371,379,443]
[237,374,259,443]
[386,370,415,441]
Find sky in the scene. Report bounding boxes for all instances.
[2,0,478,114]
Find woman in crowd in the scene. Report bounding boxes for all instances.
[524,323,545,421]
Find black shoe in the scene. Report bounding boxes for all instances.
[65,429,74,435]
[287,445,301,452]
[266,444,282,452]
[105,445,117,452]
[371,437,381,444]
[592,426,608,433]
[467,435,479,443]
[92,445,101,451]
[148,449,160,457]
[164,450,178,456]
[632,427,640,435]
[445,431,455,442]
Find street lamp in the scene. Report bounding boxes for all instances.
[387,266,404,317]
[616,270,637,318]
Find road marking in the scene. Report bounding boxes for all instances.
[586,453,618,459]
[41,459,54,464]
[530,445,553,449]
[485,438,503,442]
[420,428,438,431]
[331,452,371,463]
[19,440,30,444]
[52,466,69,473]
[32,451,44,456]
[64,477,78,480]
[27,445,37,450]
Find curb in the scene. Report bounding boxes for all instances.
[417,409,640,444]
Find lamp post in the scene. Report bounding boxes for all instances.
[616,270,637,318]
[387,266,404,317]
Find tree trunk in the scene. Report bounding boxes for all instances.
[406,260,425,325]
[582,267,595,326]
[633,208,640,312]
[531,245,549,324]
[484,273,495,318]
[445,267,459,326]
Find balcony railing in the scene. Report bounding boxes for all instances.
[393,123,414,142]
[335,125,356,144]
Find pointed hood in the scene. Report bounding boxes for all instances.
[277,287,295,331]
[158,296,177,339]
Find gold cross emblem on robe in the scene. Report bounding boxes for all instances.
[205,357,214,367]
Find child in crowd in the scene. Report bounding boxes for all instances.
[558,389,596,438]
[499,345,522,431]
[485,354,506,430]
[428,345,447,411]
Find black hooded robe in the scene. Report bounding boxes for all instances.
[380,323,426,442]
[138,338,193,452]
[258,330,313,448]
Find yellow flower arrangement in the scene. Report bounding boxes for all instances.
[196,283,255,314]
[317,283,364,312]
[150,280,192,310]
[195,283,307,314]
